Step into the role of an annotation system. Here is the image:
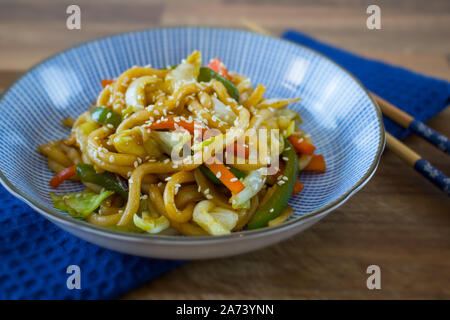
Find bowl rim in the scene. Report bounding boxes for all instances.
[0,26,385,244]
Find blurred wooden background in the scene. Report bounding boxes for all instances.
[0,0,449,299]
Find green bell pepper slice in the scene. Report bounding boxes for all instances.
[247,138,298,229]
[197,67,239,101]
[199,164,246,186]
[91,106,122,129]
[76,164,128,199]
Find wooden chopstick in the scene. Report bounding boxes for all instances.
[243,20,450,195]
[372,93,450,154]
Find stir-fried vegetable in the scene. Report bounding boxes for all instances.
[288,135,316,155]
[191,134,218,152]
[162,65,178,70]
[256,97,301,109]
[197,67,239,101]
[204,158,245,195]
[133,213,170,234]
[298,154,313,171]
[230,168,267,209]
[101,79,114,88]
[49,165,76,188]
[247,138,298,229]
[41,51,327,236]
[268,206,294,227]
[111,127,163,158]
[212,96,237,125]
[91,107,122,129]
[304,154,326,173]
[193,200,238,235]
[292,179,304,195]
[199,165,246,186]
[166,51,201,93]
[147,116,202,135]
[152,130,191,156]
[50,190,114,218]
[206,57,231,80]
[230,142,249,159]
[277,109,302,129]
[76,164,128,198]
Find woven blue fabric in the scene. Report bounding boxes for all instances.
[0,183,183,299]
[282,30,450,139]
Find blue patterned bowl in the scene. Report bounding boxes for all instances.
[0,27,384,259]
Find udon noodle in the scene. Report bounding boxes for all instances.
[39,51,326,236]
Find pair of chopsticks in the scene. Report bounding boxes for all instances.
[242,20,450,195]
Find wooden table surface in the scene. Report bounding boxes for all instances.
[1,0,449,299]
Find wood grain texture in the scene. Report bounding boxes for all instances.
[0,0,449,299]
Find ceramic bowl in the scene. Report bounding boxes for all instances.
[0,27,384,259]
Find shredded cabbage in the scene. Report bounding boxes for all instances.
[50,190,114,218]
[230,168,267,209]
[257,97,301,109]
[133,214,170,234]
[165,51,202,93]
[193,200,238,235]
[151,131,191,157]
[132,197,170,233]
[277,109,302,128]
[111,127,164,159]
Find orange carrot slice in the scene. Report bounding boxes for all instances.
[304,154,326,173]
[49,165,76,188]
[292,179,304,195]
[288,136,316,155]
[147,116,203,135]
[101,79,115,88]
[206,58,231,80]
[204,158,245,194]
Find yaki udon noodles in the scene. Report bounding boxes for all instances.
[39,51,326,236]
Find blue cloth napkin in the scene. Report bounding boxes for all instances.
[282,30,450,139]
[2,30,450,300]
[0,184,183,299]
